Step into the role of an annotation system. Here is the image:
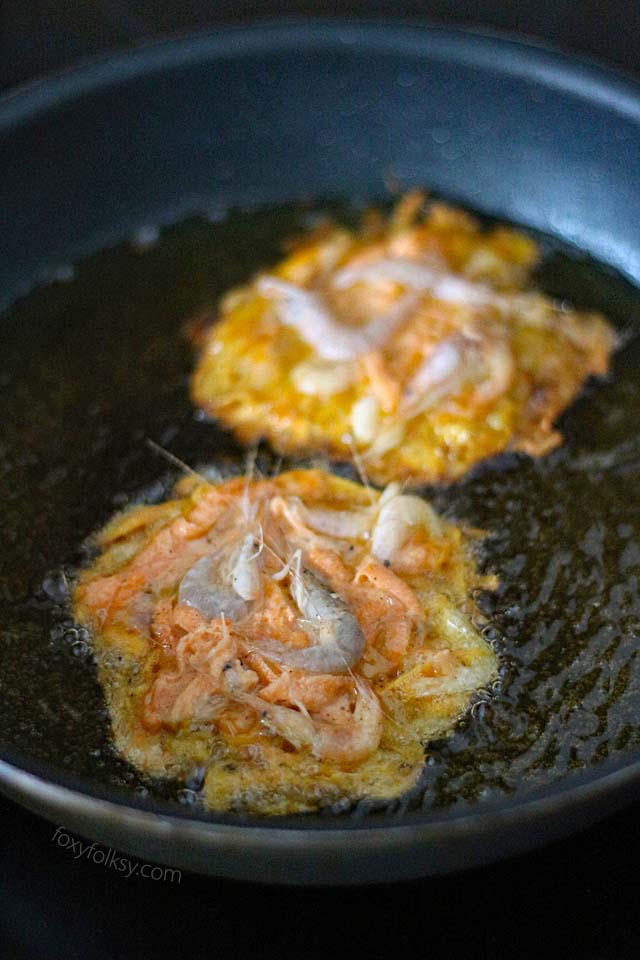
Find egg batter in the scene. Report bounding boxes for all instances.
[192,193,614,486]
[74,468,498,814]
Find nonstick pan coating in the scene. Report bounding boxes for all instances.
[1,22,640,884]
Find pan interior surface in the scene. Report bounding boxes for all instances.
[1,24,640,841]
[1,199,640,825]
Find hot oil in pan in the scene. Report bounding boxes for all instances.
[1,201,640,816]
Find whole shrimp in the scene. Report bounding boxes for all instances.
[177,537,259,620]
[178,482,264,621]
[248,676,383,764]
[257,275,417,361]
[251,550,365,674]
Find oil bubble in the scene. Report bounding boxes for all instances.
[131,225,160,251]
[177,788,199,806]
[42,570,69,603]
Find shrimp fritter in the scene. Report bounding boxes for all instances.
[74,469,498,815]
[192,193,614,486]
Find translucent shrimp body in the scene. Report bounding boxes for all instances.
[399,337,465,414]
[332,257,494,306]
[179,530,263,621]
[257,275,416,362]
[255,564,365,674]
[178,554,251,621]
[371,491,442,565]
[230,532,263,601]
[254,677,383,763]
[270,494,372,542]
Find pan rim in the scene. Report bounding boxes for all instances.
[2,19,640,838]
[1,18,640,131]
[2,738,640,833]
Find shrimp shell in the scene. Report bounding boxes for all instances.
[252,569,365,674]
[178,554,251,621]
[271,495,372,541]
[257,275,417,361]
[371,493,442,564]
[231,532,263,601]
[400,337,463,414]
[251,676,383,764]
[333,257,494,307]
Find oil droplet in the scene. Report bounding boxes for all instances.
[432,128,451,145]
[42,570,69,603]
[177,788,199,805]
[51,264,75,283]
[185,766,206,790]
[131,225,160,251]
[395,72,417,88]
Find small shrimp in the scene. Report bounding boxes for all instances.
[313,677,383,763]
[354,556,424,619]
[144,674,228,731]
[332,257,493,307]
[271,483,400,548]
[268,541,418,669]
[178,552,253,621]
[370,491,441,564]
[143,612,245,729]
[468,335,515,407]
[400,329,514,417]
[352,556,424,662]
[76,483,234,628]
[358,350,401,413]
[252,676,383,764]
[251,552,365,674]
[179,490,264,621]
[258,669,354,726]
[270,495,371,542]
[257,275,417,361]
[230,531,263,601]
[399,337,464,415]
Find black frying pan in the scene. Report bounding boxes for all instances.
[2,21,640,885]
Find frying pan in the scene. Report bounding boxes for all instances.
[2,21,640,885]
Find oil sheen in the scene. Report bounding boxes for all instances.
[1,200,640,817]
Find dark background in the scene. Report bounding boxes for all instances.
[1,3,640,959]
[1,0,640,91]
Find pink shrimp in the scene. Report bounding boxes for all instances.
[251,676,383,765]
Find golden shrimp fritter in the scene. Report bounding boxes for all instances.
[74,469,498,815]
[192,194,614,486]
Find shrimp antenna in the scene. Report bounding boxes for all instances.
[346,437,376,506]
[245,445,259,480]
[240,445,261,526]
[145,438,212,484]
